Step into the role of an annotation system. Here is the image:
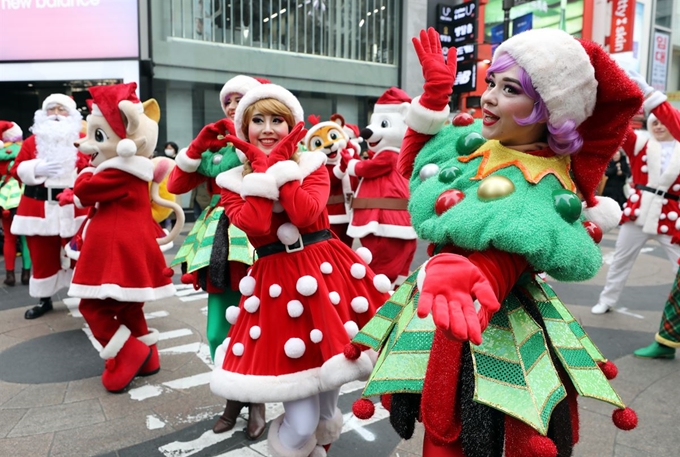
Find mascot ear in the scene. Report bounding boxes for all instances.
[119,100,142,137]
[398,102,410,118]
[143,99,161,123]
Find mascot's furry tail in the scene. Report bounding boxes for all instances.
[150,157,185,246]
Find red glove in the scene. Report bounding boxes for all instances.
[412,27,457,112]
[222,135,268,173]
[339,148,353,173]
[75,152,92,171]
[56,188,75,206]
[417,254,501,345]
[267,122,307,166]
[215,117,236,137]
[186,121,230,159]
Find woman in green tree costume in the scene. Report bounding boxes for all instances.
[167,75,267,439]
[0,121,31,286]
[351,29,644,457]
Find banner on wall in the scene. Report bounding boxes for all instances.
[609,0,635,54]
[512,13,533,35]
[650,30,670,91]
[0,0,139,62]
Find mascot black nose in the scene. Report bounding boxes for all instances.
[360,128,373,140]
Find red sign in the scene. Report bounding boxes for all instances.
[609,0,635,54]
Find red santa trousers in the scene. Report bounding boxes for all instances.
[361,234,416,284]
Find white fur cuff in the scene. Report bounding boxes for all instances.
[267,415,317,457]
[583,197,622,233]
[347,159,360,177]
[175,148,202,173]
[405,95,450,135]
[644,91,668,114]
[99,325,131,360]
[267,160,304,188]
[316,408,343,445]
[333,164,346,180]
[17,160,47,186]
[241,172,279,200]
[137,328,160,346]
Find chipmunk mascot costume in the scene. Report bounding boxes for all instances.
[67,83,179,393]
[337,88,418,287]
[351,29,642,457]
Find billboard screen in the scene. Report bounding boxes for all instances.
[0,0,139,62]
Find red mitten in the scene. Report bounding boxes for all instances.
[56,188,75,206]
[214,117,236,137]
[417,254,501,345]
[222,135,268,173]
[412,27,457,111]
[339,149,353,173]
[187,122,229,159]
[267,122,307,166]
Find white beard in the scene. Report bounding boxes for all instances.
[31,110,82,173]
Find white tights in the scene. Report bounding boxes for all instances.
[279,389,340,450]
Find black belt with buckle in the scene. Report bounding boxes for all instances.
[23,185,67,201]
[635,184,680,201]
[256,229,332,258]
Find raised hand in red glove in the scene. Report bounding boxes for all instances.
[186,121,230,159]
[339,148,353,173]
[267,122,307,166]
[56,188,75,207]
[221,135,268,173]
[417,253,500,345]
[412,27,458,112]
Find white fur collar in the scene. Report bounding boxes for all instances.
[94,156,154,182]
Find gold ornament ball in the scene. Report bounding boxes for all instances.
[477,175,515,201]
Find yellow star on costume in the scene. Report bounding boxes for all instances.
[458,140,575,191]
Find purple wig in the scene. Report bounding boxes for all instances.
[487,53,583,155]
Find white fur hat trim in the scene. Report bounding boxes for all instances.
[219,75,261,110]
[351,296,369,313]
[234,84,304,141]
[344,321,359,339]
[42,93,76,112]
[284,338,306,359]
[494,28,596,128]
[373,274,392,293]
[296,275,318,296]
[287,300,304,318]
[2,123,22,141]
[355,247,373,265]
[231,342,245,356]
[350,263,366,279]
[329,291,340,305]
[269,284,282,298]
[249,326,261,340]
[277,223,300,245]
[244,296,261,313]
[239,275,256,296]
[320,262,333,274]
[582,196,622,233]
[225,306,240,325]
[310,329,323,343]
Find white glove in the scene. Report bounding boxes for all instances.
[627,69,654,96]
[34,161,64,178]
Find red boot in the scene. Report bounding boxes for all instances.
[138,328,160,376]
[99,325,151,393]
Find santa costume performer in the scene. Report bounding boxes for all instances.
[337,88,418,287]
[10,95,88,319]
[210,83,391,457]
[68,83,175,392]
[0,121,31,287]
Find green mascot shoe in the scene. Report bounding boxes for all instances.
[633,342,676,359]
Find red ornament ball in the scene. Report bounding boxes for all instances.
[343,343,361,360]
[452,113,475,126]
[612,407,638,430]
[180,273,194,284]
[380,394,392,412]
[598,360,618,380]
[583,220,603,243]
[435,189,465,215]
[162,267,174,278]
[352,398,375,419]
[526,436,558,457]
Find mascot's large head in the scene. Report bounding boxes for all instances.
[76,82,160,167]
[360,87,411,154]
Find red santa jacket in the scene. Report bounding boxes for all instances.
[10,135,88,238]
[620,101,680,236]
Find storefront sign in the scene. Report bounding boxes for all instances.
[454,60,477,93]
[512,13,532,35]
[650,30,670,91]
[609,0,635,54]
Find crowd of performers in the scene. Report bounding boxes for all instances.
[6,26,680,457]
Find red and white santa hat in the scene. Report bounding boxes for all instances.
[87,82,143,157]
[233,83,304,142]
[0,120,22,142]
[495,29,643,232]
[219,75,271,113]
[373,87,412,113]
[42,93,77,114]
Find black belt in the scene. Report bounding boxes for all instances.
[635,184,680,201]
[256,229,332,257]
[24,185,67,201]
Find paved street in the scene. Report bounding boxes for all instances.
[1,226,679,457]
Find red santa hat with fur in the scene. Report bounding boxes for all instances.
[0,121,22,142]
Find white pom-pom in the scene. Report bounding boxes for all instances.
[310,329,323,343]
[320,262,333,274]
[668,212,678,221]
[232,342,244,356]
[272,202,284,213]
[344,321,359,338]
[582,197,623,233]
[642,155,647,162]
[225,307,240,325]
[630,194,640,203]
[350,263,366,279]
[351,296,369,313]
[660,225,669,233]
[249,326,261,340]
[663,199,668,205]
[239,276,256,296]
[287,300,304,318]
[673,184,680,192]
[277,223,300,245]
[623,207,632,216]
[116,138,137,157]
[296,275,318,296]
[373,274,392,293]
[641,165,648,173]
[634,208,640,217]
[329,291,340,305]
[355,247,373,264]
[214,338,229,366]
[269,284,282,298]
[244,296,261,313]
[284,338,306,359]
[660,214,667,220]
